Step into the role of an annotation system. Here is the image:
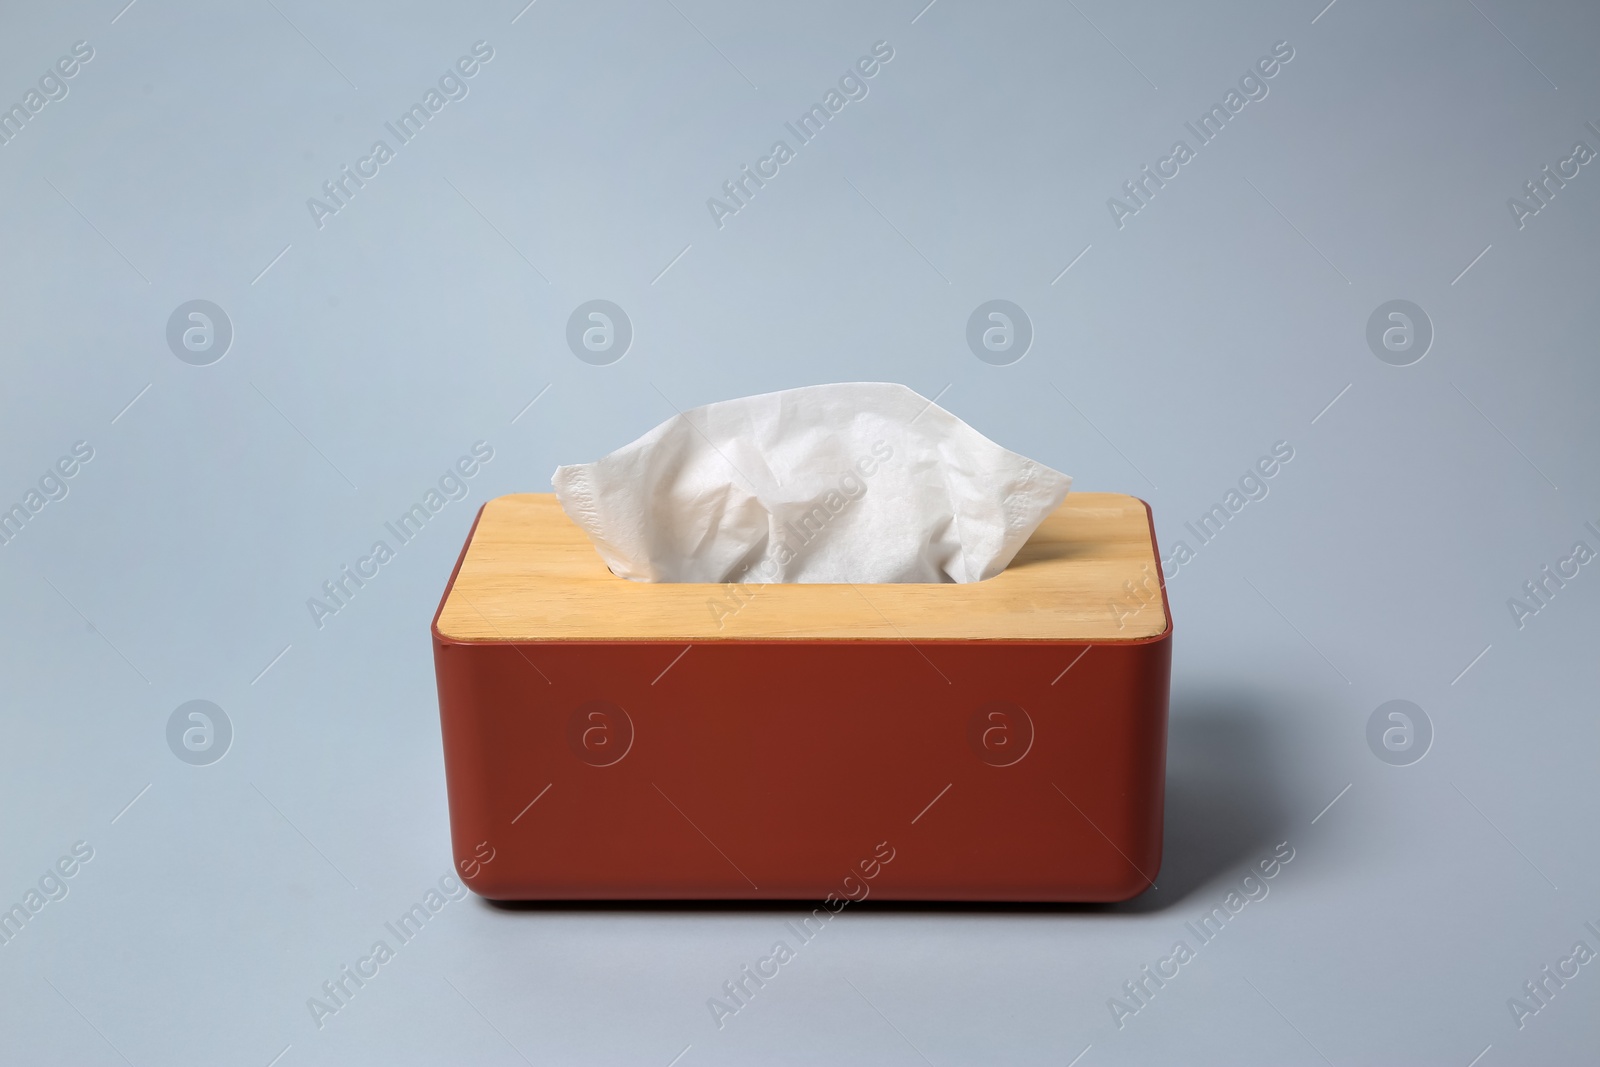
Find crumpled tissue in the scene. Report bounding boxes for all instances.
[551,382,1071,584]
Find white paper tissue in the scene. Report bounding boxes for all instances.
[551,382,1071,584]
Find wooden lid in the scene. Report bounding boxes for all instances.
[435,493,1168,642]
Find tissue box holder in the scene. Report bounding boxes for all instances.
[432,492,1170,902]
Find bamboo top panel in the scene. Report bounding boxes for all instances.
[435,493,1168,642]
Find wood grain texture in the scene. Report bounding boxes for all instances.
[435,492,1168,642]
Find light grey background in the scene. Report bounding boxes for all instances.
[2,0,1597,1064]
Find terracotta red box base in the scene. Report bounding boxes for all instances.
[432,493,1171,902]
